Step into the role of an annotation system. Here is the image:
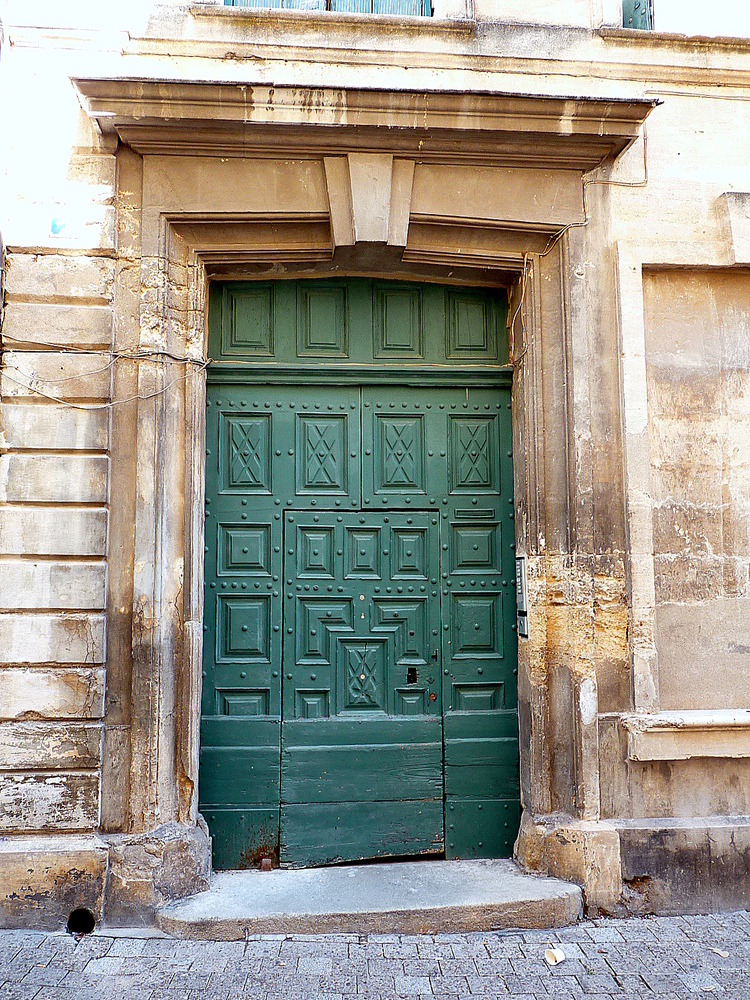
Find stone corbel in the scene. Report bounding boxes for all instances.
[622,710,750,761]
[719,192,750,264]
[324,154,415,251]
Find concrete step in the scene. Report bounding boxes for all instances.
[156,859,582,938]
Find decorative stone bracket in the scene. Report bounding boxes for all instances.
[324,154,414,249]
[622,710,750,761]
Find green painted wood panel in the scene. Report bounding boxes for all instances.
[201,278,518,869]
[281,801,444,868]
[280,510,443,866]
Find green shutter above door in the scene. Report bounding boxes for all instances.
[622,0,652,29]
[224,0,432,14]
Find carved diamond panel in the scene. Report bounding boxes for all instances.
[217,524,271,575]
[450,417,498,491]
[221,414,272,492]
[297,416,348,493]
[217,596,271,662]
[339,638,387,711]
[297,527,335,578]
[376,416,425,492]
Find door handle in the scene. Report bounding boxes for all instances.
[431,649,439,662]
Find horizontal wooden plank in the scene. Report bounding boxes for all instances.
[0,722,102,770]
[444,710,519,741]
[282,744,442,803]
[0,771,100,832]
[282,717,443,748]
[0,507,107,557]
[201,808,280,871]
[6,252,115,301]
[444,737,520,798]
[1,351,111,401]
[0,454,108,503]
[0,614,105,665]
[0,667,105,721]
[445,798,521,860]
[0,404,108,451]
[200,747,279,806]
[2,302,112,348]
[0,562,106,611]
[280,800,443,867]
[200,717,280,747]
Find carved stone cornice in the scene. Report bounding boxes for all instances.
[73,79,655,170]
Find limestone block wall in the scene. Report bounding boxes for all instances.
[0,252,112,836]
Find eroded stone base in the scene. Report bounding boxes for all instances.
[103,820,212,926]
[0,822,211,930]
[516,810,750,917]
[0,836,108,931]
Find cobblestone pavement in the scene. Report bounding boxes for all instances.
[1,911,750,1000]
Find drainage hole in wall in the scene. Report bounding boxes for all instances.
[67,908,96,936]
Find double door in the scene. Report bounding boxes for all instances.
[201,379,519,868]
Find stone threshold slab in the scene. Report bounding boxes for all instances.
[155,859,582,938]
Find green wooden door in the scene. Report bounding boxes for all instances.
[200,279,519,869]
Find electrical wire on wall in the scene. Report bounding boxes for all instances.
[0,331,211,411]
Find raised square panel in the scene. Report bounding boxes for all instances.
[446,290,498,359]
[395,689,427,715]
[391,528,428,579]
[221,285,274,358]
[221,414,272,493]
[297,284,348,357]
[216,596,271,662]
[375,416,425,492]
[450,416,498,492]
[296,598,352,665]
[373,285,423,358]
[217,524,271,575]
[453,525,499,572]
[453,683,504,711]
[452,594,502,658]
[297,526,334,578]
[345,528,381,579]
[295,690,330,719]
[338,637,387,712]
[297,415,348,493]
[216,688,271,716]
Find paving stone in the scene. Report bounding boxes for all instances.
[1,914,750,998]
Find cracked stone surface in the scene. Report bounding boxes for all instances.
[1,911,749,999]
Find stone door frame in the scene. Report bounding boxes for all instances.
[75,80,654,876]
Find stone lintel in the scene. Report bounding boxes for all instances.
[72,80,656,170]
[622,710,750,761]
